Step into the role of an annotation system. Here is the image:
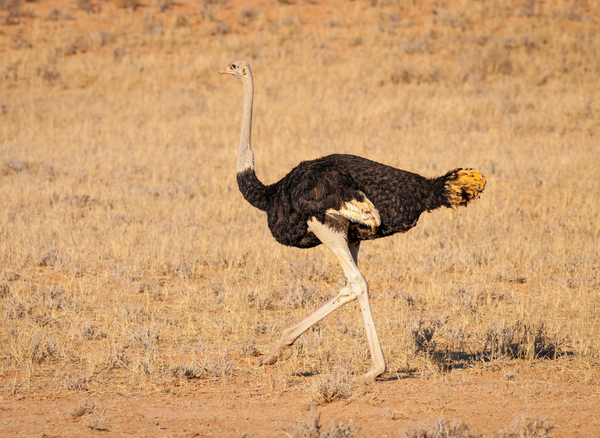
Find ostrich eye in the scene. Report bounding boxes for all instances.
[231,64,237,69]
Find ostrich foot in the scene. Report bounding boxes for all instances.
[361,364,386,382]
[257,343,293,367]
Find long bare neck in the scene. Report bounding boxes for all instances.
[237,74,255,173]
[235,69,268,211]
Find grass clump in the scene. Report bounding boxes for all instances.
[68,399,98,418]
[171,354,234,380]
[307,369,354,406]
[283,411,361,438]
[405,418,482,438]
[68,399,109,431]
[114,0,140,11]
[498,416,554,438]
[237,5,260,26]
[404,416,554,438]
[481,322,565,361]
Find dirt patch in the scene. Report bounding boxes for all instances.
[2,367,599,436]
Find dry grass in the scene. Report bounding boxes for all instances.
[67,399,109,431]
[282,411,362,438]
[404,418,482,438]
[0,0,599,432]
[498,416,554,438]
[405,416,554,438]
[68,399,98,418]
[306,367,355,405]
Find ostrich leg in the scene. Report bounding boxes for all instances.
[307,217,386,381]
[258,230,361,367]
[258,216,386,381]
[258,274,358,366]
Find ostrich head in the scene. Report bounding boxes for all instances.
[219,60,252,80]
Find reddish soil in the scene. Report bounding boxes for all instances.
[2,366,599,437]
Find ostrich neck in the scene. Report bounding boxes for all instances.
[235,72,267,212]
[237,76,255,173]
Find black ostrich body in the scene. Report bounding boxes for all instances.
[238,153,472,248]
[219,60,486,381]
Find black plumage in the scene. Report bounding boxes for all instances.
[237,153,482,249]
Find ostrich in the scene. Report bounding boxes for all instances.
[219,60,486,381]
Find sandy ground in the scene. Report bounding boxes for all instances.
[2,366,599,437]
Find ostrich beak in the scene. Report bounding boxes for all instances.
[219,67,234,75]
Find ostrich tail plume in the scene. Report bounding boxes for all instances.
[444,169,486,207]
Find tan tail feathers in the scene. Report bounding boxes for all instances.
[445,169,486,207]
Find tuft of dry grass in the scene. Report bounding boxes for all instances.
[404,418,482,438]
[61,372,90,391]
[152,0,173,13]
[282,411,361,438]
[480,322,565,361]
[306,368,354,406]
[498,416,554,438]
[85,415,109,431]
[68,399,109,431]
[114,0,140,11]
[0,0,22,24]
[74,0,99,13]
[404,416,553,438]
[174,14,188,27]
[171,354,234,381]
[68,399,98,418]
[237,5,260,26]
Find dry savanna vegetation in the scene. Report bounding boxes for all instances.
[1,0,599,436]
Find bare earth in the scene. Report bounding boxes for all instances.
[3,368,600,436]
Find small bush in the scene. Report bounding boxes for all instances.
[127,325,160,350]
[498,416,554,438]
[307,370,354,405]
[0,0,21,22]
[404,418,482,438]
[283,411,361,438]
[237,5,259,26]
[74,0,99,13]
[114,0,140,11]
[85,416,108,431]
[61,373,89,391]
[153,0,172,12]
[68,400,97,418]
[238,339,260,358]
[8,329,58,366]
[175,14,189,27]
[79,321,106,341]
[171,354,234,380]
[0,283,10,298]
[211,21,231,35]
[403,416,554,438]
[36,287,72,310]
[45,8,73,21]
[481,322,564,360]
[411,317,448,354]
